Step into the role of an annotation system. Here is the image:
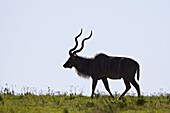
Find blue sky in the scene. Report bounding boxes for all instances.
[0,0,170,95]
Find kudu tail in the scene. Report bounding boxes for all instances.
[136,63,140,81]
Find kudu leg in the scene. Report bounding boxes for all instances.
[91,79,98,98]
[102,78,114,98]
[119,78,131,99]
[130,79,141,97]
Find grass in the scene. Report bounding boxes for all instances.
[0,86,170,113]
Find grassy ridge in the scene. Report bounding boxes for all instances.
[0,92,170,113]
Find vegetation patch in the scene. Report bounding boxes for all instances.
[0,86,170,113]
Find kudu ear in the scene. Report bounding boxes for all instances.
[69,52,77,58]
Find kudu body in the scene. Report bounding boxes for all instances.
[63,29,141,99]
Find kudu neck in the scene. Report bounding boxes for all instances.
[74,56,91,75]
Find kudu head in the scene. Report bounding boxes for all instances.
[63,29,92,69]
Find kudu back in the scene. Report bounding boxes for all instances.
[63,29,141,99]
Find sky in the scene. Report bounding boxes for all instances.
[0,0,170,96]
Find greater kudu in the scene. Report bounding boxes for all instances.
[63,29,141,99]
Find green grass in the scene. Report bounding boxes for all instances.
[0,93,170,113]
[0,86,170,113]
